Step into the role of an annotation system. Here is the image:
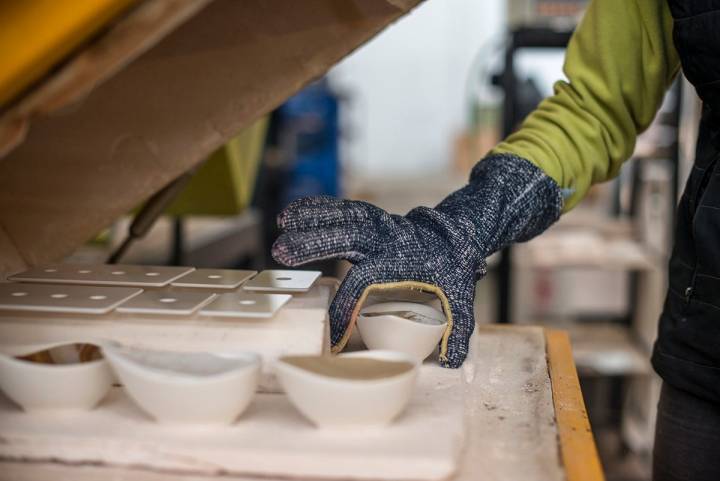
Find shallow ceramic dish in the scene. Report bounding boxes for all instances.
[275,350,418,429]
[357,302,448,361]
[102,343,260,425]
[0,341,113,412]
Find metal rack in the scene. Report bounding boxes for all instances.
[495,26,574,324]
[493,23,684,468]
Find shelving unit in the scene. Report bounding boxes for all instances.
[565,324,650,377]
[515,230,656,271]
[492,16,685,474]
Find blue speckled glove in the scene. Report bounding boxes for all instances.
[272,154,563,367]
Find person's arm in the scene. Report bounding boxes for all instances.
[492,0,680,210]
[273,0,681,369]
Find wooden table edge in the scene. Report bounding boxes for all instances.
[545,328,605,481]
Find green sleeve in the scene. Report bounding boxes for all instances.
[491,0,680,210]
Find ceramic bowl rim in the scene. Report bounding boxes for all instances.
[276,350,418,388]
[357,312,448,331]
[0,352,108,374]
[359,302,448,330]
[101,342,260,384]
[0,340,109,373]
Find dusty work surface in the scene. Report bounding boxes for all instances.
[0,326,562,481]
[455,325,563,481]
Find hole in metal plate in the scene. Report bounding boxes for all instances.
[11,292,28,297]
[44,268,57,273]
[276,277,292,281]
[159,298,177,303]
[78,269,92,274]
[111,271,126,275]
[50,293,68,299]
[145,272,160,277]
[89,295,107,300]
[207,274,222,279]
[239,300,256,305]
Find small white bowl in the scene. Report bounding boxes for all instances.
[275,350,418,429]
[0,341,113,412]
[357,302,448,361]
[101,343,259,425]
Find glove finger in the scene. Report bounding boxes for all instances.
[438,275,477,368]
[328,263,375,349]
[278,197,390,232]
[277,196,345,231]
[272,227,379,266]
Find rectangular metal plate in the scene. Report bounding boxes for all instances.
[199,292,292,318]
[115,290,216,315]
[8,264,195,287]
[242,270,321,293]
[0,283,142,314]
[170,269,257,289]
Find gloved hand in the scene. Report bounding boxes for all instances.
[272,154,563,367]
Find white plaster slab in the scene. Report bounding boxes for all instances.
[0,324,566,481]
[243,269,321,293]
[0,364,465,481]
[0,282,334,392]
[0,283,142,314]
[199,292,291,318]
[170,269,257,289]
[9,264,195,287]
[115,290,216,315]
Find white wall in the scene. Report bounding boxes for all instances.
[328,0,505,179]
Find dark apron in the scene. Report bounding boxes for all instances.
[652,1,720,403]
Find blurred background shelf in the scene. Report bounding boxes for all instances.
[566,323,651,377]
[516,231,658,271]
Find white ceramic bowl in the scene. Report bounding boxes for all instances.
[275,350,418,429]
[0,341,113,412]
[102,343,259,425]
[357,302,448,361]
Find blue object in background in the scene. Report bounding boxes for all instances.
[277,78,341,205]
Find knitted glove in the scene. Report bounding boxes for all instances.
[272,154,563,367]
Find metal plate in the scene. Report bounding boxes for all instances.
[170,269,257,289]
[199,292,292,318]
[9,264,195,287]
[115,290,217,315]
[242,270,321,293]
[0,283,142,314]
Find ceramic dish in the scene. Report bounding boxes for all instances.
[357,302,448,361]
[0,341,113,412]
[102,343,260,425]
[275,350,418,429]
